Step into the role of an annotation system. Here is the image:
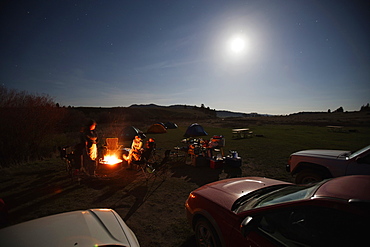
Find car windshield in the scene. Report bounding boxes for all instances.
[236,181,324,213]
[348,145,370,159]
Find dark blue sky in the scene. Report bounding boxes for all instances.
[1,0,369,114]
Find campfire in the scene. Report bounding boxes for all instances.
[99,154,123,166]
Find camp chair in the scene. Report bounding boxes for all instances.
[133,139,166,180]
[104,138,122,156]
[136,141,157,176]
[134,149,171,181]
[130,150,155,180]
[59,145,84,182]
[141,138,156,160]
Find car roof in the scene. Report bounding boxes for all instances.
[314,175,370,201]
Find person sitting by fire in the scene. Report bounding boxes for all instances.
[123,135,143,169]
[141,138,156,160]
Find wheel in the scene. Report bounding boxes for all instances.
[195,218,221,247]
[295,169,323,184]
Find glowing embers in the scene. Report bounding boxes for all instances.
[100,154,122,166]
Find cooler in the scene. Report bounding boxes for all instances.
[225,157,242,167]
[210,158,224,169]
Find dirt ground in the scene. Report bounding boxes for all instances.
[4,112,367,246]
[0,155,253,246]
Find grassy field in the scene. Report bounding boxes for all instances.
[149,124,370,181]
[1,123,369,246]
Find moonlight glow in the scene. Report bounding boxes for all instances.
[229,36,247,53]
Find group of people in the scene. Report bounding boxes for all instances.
[76,120,156,176]
[123,136,156,169]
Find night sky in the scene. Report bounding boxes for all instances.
[1,0,369,114]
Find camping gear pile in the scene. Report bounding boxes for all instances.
[183,123,242,169]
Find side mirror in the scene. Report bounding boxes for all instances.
[240,216,256,237]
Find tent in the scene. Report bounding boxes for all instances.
[184,123,208,137]
[156,122,167,128]
[147,123,167,134]
[164,122,178,129]
[120,126,146,141]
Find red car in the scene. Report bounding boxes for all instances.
[185,175,370,247]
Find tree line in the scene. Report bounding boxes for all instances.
[0,86,68,166]
[0,86,217,167]
[1,85,367,167]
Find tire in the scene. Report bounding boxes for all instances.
[195,218,221,247]
[295,169,323,184]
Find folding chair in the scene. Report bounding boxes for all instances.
[104,138,122,156]
[135,149,171,181]
[135,145,157,179]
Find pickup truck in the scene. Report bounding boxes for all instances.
[287,145,370,184]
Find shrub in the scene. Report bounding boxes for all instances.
[0,86,66,167]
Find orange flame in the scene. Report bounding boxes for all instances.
[101,154,122,166]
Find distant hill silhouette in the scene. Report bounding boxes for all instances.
[67,103,369,127]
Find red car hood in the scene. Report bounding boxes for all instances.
[193,177,291,210]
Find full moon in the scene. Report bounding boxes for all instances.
[229,36,246,53]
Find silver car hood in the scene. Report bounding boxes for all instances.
[0,208,140,247]
[293,149,351,159]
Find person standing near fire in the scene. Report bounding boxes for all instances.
[81,119,98,176]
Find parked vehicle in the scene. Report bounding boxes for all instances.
[185,176,370,247]
[0,208,140,247]
[286,145,370,184]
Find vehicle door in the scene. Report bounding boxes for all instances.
[234,203,367,247]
